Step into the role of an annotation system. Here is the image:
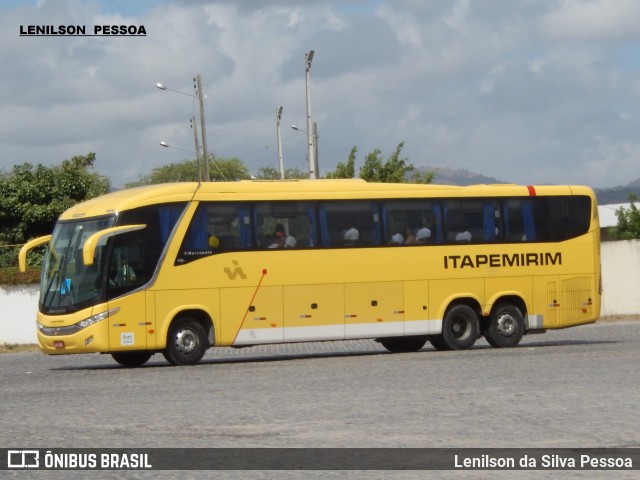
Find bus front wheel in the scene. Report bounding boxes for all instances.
[163,317,208,366]
[111,351,152,367]
[484,303,525,348]
[430,304,479,351]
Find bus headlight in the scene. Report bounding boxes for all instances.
[77,308,119,329]
[38,308,120,336]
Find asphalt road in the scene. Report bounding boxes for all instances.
[1,319,639,479]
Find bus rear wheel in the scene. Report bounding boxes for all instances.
[378,336,428,353]
[111,351,152,368]
[163,317,208,366]
[430,304,479,351]
[484,303,525,348]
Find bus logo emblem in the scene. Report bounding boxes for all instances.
[224,260,247,280]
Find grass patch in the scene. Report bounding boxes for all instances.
[0,267,41,285]
[0,343,39,354]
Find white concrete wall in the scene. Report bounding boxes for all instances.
[1,240,639,343]
[0,284,39,344]
[601,239,640,316]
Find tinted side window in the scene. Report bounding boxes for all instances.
[319,201,380,247]
[255,202,317,248]
[383,200,441,244]
[176,202,253,264]
[532,196,591,242]
[502,199,535,242]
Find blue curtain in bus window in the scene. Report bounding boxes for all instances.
[318,204,331,246]
[158,205,183,244]
[184,206,209,251]
[433,205,443,243]
[307,206,318,247]
[502,205,511,241]
[483,203,495,241]
[371,203,381,245]
[380,203,388,240]
[522,200,536,241]
[238,206,252,248]
[251,206,259,247]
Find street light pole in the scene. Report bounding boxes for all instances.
[191,115,202,182]
[195,75,211,181]
[305,50,316,179]
[312,121,319,178]
[156,77,210,181]
[276,106,284,179]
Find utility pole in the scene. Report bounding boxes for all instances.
[191,115,202,182]
[195,74,211,181]
[305,50,316,179]
[276,106,284,179]
[313,121,319,178]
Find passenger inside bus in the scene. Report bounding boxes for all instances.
[404,226,417,245]
[416,227,431,243]
[343,227,359,246]
[389,233,403,245]
[285,235,297,248]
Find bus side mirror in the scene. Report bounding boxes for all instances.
[82,225,147,266]
[18,235,52,273]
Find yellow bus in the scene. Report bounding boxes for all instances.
[19,180,601,367]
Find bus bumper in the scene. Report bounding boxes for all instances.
[37,318,110,354]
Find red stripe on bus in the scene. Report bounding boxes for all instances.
[527,185,537,196]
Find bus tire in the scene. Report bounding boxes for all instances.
[111,351,152,367]
[379,336,428,353]
[484,303,525,348]
[163,317,208,366]
[429,335,449,351]
[431,304,479,350]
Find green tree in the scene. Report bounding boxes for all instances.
[254,165,309,180]
[125,156,251,187]
[612,193,640,240]
[0,152,110,267]
[209,157,251,181]
[325,146,357,179]
[326,142,434,184]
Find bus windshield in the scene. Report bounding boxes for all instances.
[40,216,116,313]
[40,202,188,314]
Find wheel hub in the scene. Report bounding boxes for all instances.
[496,314,516,336]
[452,318,468,338]
[175,328,198,354]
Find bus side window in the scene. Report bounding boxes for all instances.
[503,199,534,242]
[320,201,380,247]
[443,199,502,243]
[382,200,438,245]
[175,202,253,265]
[255,202,317,248]
[205,203,253,251]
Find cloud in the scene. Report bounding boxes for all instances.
[0,0,639,191]
[540,0,640,40]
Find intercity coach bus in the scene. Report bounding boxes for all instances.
[19,180,601,367]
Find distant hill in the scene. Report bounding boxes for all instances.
[594,183,640,205]
[420,166,639,205]
[418,166,506,186]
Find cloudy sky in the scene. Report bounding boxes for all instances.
[1,0,640,189]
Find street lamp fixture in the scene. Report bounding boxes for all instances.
[291,123,319,178]
[159,141,202,181]
[159,141,226,181]
[159,141,194,154]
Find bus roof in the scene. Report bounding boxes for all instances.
[59,180,596,220]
